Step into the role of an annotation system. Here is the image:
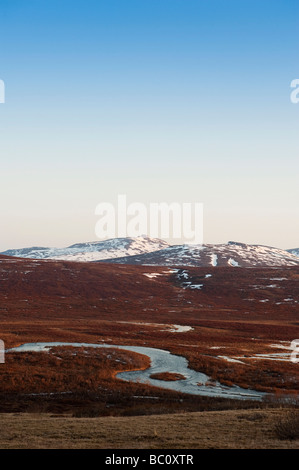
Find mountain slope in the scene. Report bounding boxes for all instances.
[98,241,299,267]
[0,236,170,262]
[287,248,299,257]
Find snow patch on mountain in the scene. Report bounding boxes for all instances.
[211,254,218,266]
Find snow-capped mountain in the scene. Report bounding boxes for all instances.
[0,236,170,262]
[99,241,299,267]
[2,238,299,267]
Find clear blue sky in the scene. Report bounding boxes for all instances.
[0,0,299,249]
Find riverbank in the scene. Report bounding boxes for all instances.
[9,342,265,400]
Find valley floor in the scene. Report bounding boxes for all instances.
[0,408,298,449]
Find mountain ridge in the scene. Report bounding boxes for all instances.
[1,237,299,267]
[287,248,299,257]
[95,241,299,268]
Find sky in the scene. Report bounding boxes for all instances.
[0,0,299,250]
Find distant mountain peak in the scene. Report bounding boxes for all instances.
[228,241,249,247]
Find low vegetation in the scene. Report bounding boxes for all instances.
[0,408,298,449]
[274,410,299,440]
[0,258,298,449]
[149,372,186,381]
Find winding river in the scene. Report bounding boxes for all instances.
[8,342,265,401]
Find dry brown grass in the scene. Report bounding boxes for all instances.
[0,408,298,449]
[273,410,299,440]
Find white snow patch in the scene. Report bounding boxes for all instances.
[211,254,218,266]
[169,324,194,333]
[115,321,193,333]
[228,258,239,267]
[218,356,245,364]
[143,273,162,279]
[180,270,189,279]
